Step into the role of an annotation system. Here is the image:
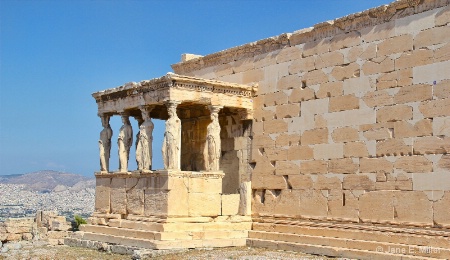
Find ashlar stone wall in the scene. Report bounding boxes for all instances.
[172,0,450,228]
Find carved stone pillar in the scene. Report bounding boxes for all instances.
[136,105,154,171]
[205,105,222,171]
[162,101,181,170]
[98,113,113,172]
[118,112,133,172]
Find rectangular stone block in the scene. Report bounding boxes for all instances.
[323,108,376,128]
[288,175,314,189]
[301,128,328,145]
[377,105,413,122]
[144,190,169,217]
[359,191,394,224]
[277,74,301,90]
[126,177,146,215]
[300,160,328,174]
[252,174,287,190]
[394,155,433,173]
[394,191,433,226]
[376,139,412,156]
[316,81,343,99]
[189,193,221,217]
[275,161,300,175]
[288,56,315,74]
[276,104,300,119]
[344,141,369,158]
[419,98,450,118]
[95,177,111,214]
[413,136,450,154]
[394,84,432,104]
[264,91,288,106]
[327,190,359,221]
[434,42,450,63]
[331,127,359,143]
[343,175,375,190]
[330,31,361,51]
[331,63,360,81]
[264,119,288,134]
[275,133,300,147]
[394,119,432,138]
[287,145,314,160]
[414,25,450,49]
[313,143,344,160]
[314,175,342,190]
[110,178,126,215]
[413,60,450,85]
[395,49,434,70]
[328,158,358,174]
[343,76,371,97]
[221,194,240,216]
[434,79,450,99]
[242,68,264,84]
[377,34,413,56]
[315,51,344,69]
[189,177,222,194]
[362,56,394,75]
[288,88,315,103]
[433,116,450,136]
[303,69,329,86]
[329,95,359,112]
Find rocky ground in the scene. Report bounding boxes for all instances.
[0,241,333,260]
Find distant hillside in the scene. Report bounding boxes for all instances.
[0,170,94,192]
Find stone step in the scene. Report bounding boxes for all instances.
[107,219,252,232]
[80,224,248,241]
[248,238,440,260]
[249,231,450,259]
[253,222,450,249]
[81,232,246,250]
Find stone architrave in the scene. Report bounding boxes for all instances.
[136,106,154,171]
[118,113,133,172]
[98,114,113,172]
[162,101,181,170]
[205,106,222,171]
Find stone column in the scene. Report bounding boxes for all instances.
[118,112,133,173]
[136,105,154,171]
[162,101,181,170]
[204,105,222,172]
[98,113,113,172]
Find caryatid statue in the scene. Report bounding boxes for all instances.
[136,106,154,171]
[162,101,181,170]
[118,113,133,172]
[205,106,222,171]
[98,114,113,172]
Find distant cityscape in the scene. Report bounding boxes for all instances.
[0,183,94,222]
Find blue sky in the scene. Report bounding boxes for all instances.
[0,0,393,177]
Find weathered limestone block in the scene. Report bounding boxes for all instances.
[315,51,344,69]
[275,161,300,175]
[252,175,288,190]
[331,63,360,81]
[110,178,127,215]
[359,191,394,224]
[264,91,288,106]
[275,133,300,147]
[265,190,302,216]
[434,79,450,99]
[394,191,433,226]
[362,56,394,75]
[0,225,7,241]
[277,46,302,63]
[412,172,450,191]
[298,190,328,219]
[238,181,252,216]
[344,141,369,158]
[288,56,315,74]
[301,128,328,145]
[343,175,375,190]
[329,95,359,112]
[189,177,222,194]
[276,104,300,119]
[395,49,434,70]
[360,20,395,43]
[313,143,344,160]
[359,158,393,173]
[377,34,413,56]
[419,98,450,118]
[221,194,240,216]
[394,119,432,138]
[189,193,221,217]
[330,31,361,51]
[413,136,450,154]
[327,190,359,221]
[434,43,450,63]
[438,154,450,170]
[316,81,343,98]
[289,88,315,103]
[252,121,264,135]
[435,4,450,26]
[252,135,274,149]
[394,155,433,173]
[252,157,275,175]
[126,177,145,215]
[377,139,412,156]
[323,108,376,128]
[363,128,392,140]
[288,145,314,160]
[434,191,450,228]
[264,119,288,134]
[265,147,288,161]
[288,175,314,189]
[304,69,329,85]
[144,190,169,216]
[328,158,358,174]
[363,90,393,108]
[331,127,359,143]
[277,74,301,90]
[377,105,413,122]
[413,60,450,85]
[242,68,264,84]
[95,177,111,214]
[414,25,450,49]
[347,44,377,63]
[394,84,432,104]
[343,76,372,97]
[314,175,342,190]
[300,160,328,174]
[254,108,274,122]
[302,38,331,57]
[301,98,329,116]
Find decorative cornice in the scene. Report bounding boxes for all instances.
[171,0,449,74]
[92,72,258,103]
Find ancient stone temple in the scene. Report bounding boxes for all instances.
[69,0,450,258]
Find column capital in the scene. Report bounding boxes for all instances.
[208,105,223,114]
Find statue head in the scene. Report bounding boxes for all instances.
[121,115,130,125]
[100,114,110,128]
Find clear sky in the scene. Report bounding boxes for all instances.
[0,0,393,177]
